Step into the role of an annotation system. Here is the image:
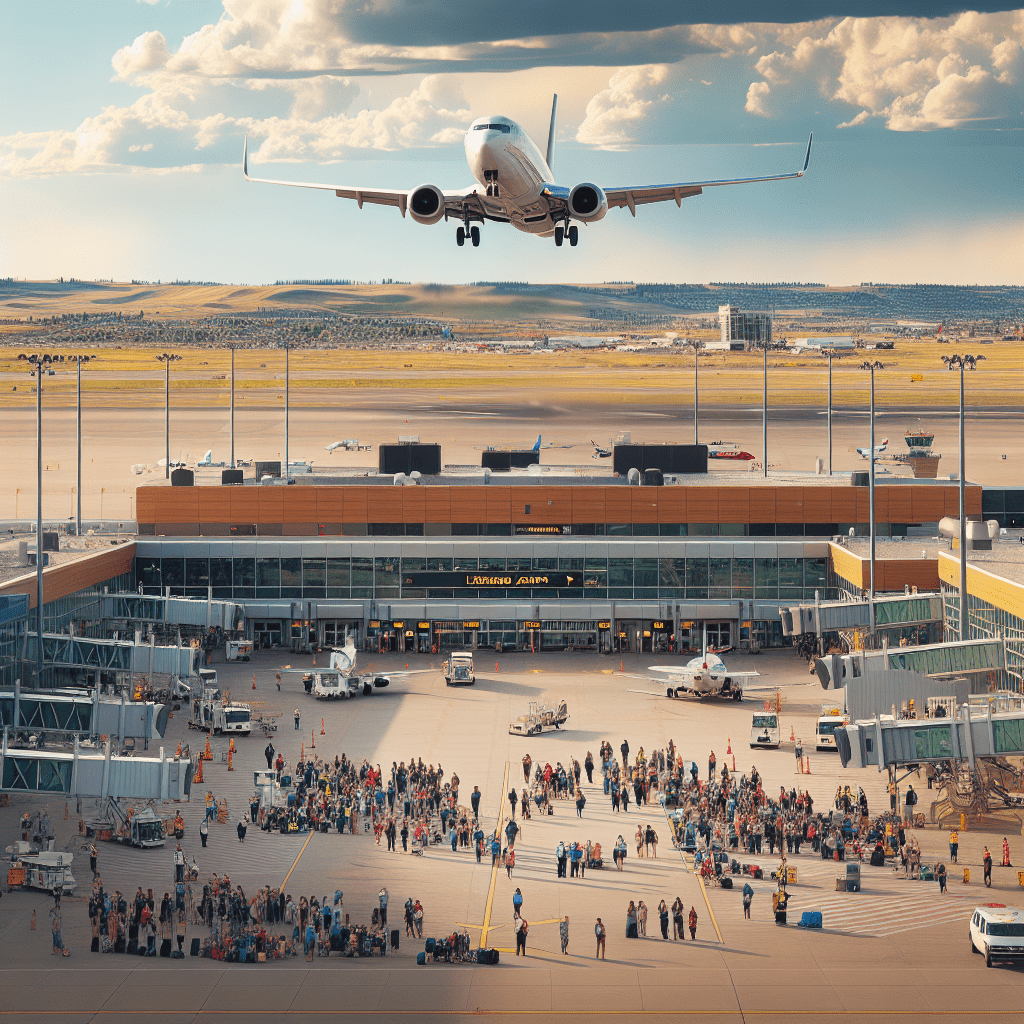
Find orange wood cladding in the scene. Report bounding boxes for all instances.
[0,544,137,610]
[135,484,982,528]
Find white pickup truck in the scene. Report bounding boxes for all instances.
[443,651,475,686]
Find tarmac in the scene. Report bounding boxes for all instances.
[2,648,1024,1023]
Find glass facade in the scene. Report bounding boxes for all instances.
[134,552,830,603]
[942,582,1024,693]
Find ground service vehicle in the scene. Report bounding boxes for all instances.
[509,701,569,736]
[970,905,1024,967]
[816,709,848,751]
[750,712,781,749]
[444,652,475,686]
[225,639,253,662]
[85,800,166,848]
[5,842,77,895]
[189,684,252,735]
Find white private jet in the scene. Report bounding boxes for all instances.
[628,632,768,701]
[325,440,361,453]
[855,438,889,459]
[243,96,812,248]
[280,636,434,699]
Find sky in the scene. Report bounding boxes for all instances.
[1,0,1021,286]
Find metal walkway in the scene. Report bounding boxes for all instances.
[0,734,192,799]
[24,633,200,676]
[841,694,1024,771]
[781,594,943,636]
[99,593,243,630]
[0,688,168,741]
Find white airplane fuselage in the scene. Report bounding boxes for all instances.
[464,116,557,236]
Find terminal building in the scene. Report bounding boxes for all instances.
[718,305,773,348]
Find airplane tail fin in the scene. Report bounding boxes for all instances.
[533,435,541,453]
[546,94,558,172]
[701,626,708,668]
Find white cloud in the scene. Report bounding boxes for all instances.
[575,66,673,149]
[744,81,771,116]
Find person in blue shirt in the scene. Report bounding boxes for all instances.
[742,882,754,919]
[513,887,523,914]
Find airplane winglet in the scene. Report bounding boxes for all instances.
[801,132,813,175]
[243,136,249,179]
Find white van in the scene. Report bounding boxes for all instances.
[970,905,1024,967]
[816,709,848,751]
[750,712,780,749]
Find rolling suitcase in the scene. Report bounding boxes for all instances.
[488,948,500,965]
[475,948,488,963]
[719,876,733,890]
[91,937,100,953]
[160,938,172,958]
[190,937,202,956]
[416,951,426,965]
[390,929,399,950]
[424,937,436,954]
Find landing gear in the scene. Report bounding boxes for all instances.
[456,227,465,247]
[484,170,499,198]
[554,224,578,247]
[457,225,481,247]
[470,226,480,247]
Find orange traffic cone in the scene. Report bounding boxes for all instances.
[252,672,257,690]
[732,754,736,772]
[620,659,624,672]
[405,663,409,669]
[228,750,234,772]
[228,737,235,754]
[496,661,499,672]
[804,756,811,774]
[320,718,326,736]
[311,728,315,750]
[194,759,203,784]
[727,737,732,755]
[176,740,182,757]
[204,736,212,761]
[790,725,795,742]
[313,654,317,667]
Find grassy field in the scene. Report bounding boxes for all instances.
[0,340,1019,409]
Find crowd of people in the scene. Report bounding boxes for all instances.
[85,870,424,962]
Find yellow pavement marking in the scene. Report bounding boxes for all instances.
[479,759,510,948]
[456,922,504,931]
[683,850,724,944]
[280,830,313,890]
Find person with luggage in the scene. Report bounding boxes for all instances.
[742,883,754,919]
[671,898,684,939]
[505,847,515,879]
[688,906,698,940]
[595,917,606,959]
[512,888,523,915]
[937,862,948,893]
[626,901,638,938]
[556,840,567,877]
[514,912,528,956]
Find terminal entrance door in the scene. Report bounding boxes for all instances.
[705,622,732,650]
[252,620,282,649]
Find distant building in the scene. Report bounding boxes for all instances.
[718,305,772,348]
[790,336,856,351]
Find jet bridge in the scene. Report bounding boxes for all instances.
[99,593,243,631]
[1,733,192,799]
[23,633,200,676]
[781,594,943,637]
[839,694,1024,771]
[0,687,168,742]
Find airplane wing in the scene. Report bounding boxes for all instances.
[599,134,812,215]
[644,666,762,680]
[243,138,473,218]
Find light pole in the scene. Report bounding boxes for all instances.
[762,345,768,479]
[155,353,181,479]
[27,355,49,682]
[691,342,700,444]
[229,344,236,469]
[943,353,985,640]
[860,360,885,637]
[826,350,833,475]
[72,355,87,536]
[281,343,291,478]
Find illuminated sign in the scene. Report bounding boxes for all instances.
[462,621,481,629]
[418,622,431,630]
[392,621,404,628]
[402,572,582,589]
[653,621,667,630]
[597,622,611,629]
[643,631,651,638]
[514,525,571,535]
[368,620,381,628]
[523,621,541,629]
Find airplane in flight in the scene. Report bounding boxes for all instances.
[280,635,433,699]
[243,96,812,248]
[855,438,889,459]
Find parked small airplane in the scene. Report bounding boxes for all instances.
[325,439,361,453]
[628,631,770,701]
[855,438,889,459]
[591,440,612,459]
[280,636,433,699]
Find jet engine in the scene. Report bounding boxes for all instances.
[408,184,446,225]
[568,183,607,222]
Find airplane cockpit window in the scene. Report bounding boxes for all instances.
[473,123,511,133]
